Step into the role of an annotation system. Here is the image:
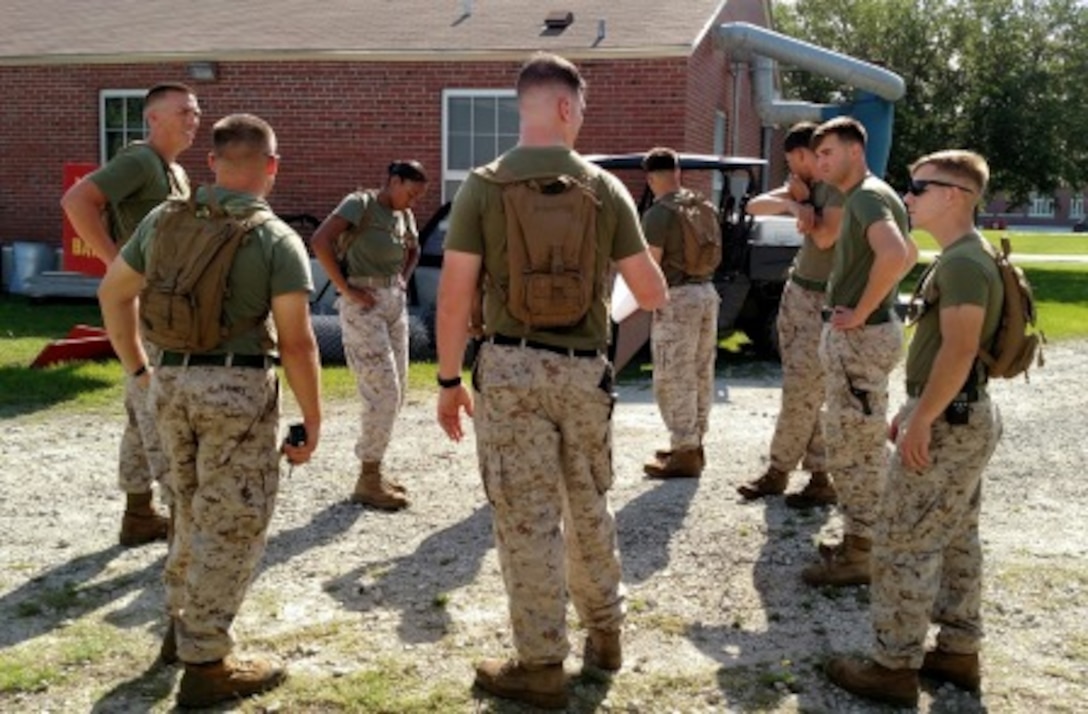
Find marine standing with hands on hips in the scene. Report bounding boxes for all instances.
[434,52,667,709]
[311,161,428,511]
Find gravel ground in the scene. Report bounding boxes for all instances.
[0,340,1085,713]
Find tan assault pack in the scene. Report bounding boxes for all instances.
[979,236,1045,379]
[474,163,603,329]
[140,190,274,352]
[659,191,722,278]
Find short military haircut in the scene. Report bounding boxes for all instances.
[812,116,867,150]
[910,149,990,195]
[516,52,585,97]
[212,113,276,161]
[783,121,818,153]
[642,147,679,172]
[145,82,194,107]
[388,160,428,183]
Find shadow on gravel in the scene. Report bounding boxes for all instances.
[0,546,164,651]
[687,500,832,710]
[90,659,175,714]
[617,478,699,583]
[324,505,492,644]
[259,500,364,572]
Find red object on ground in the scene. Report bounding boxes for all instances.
[30,324,115,369]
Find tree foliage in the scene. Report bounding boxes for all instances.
[774,0,1087,206]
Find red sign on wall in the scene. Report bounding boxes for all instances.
[62,162,105,276]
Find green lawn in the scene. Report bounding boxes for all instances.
[910,230,1088,255]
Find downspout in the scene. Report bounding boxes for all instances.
[717,22,906,177]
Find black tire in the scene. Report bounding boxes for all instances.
[311,314,346,364]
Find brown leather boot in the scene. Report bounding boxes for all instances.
[119,492,170,547]
[351,462,409,511]
[176,654,286,708]
[583,629,622,672]
[784,471,837,508]
[159,617,178,666]
[825,656,919,707]
[921,649,981,692]
[653,446,706,470]
[474,658,567,710]
[736,466,788,500]
[802,534,871,586]
[644,447,702,479]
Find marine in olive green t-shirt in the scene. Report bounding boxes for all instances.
[641,188,714,287]
[122,186,313,356]
[827,175,909,312]
[444,146,647,351]
[334,190,418,278]
[792,180,844,284]
[905,233,1003,392]
[90,142,189,245]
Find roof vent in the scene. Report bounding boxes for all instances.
[544,11,574,30]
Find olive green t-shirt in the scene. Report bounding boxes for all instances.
[905,232,1003,391]
[90,142,189,245]
[335,190,417,278]
[827,175,909,310]
[792,181,844,283]
[641,189,708,287]
[444,146,647,350]
[123,186,313,356]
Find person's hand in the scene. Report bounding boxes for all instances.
[787,174,811,203]
[897,414,932,470]
[281,421,320,466]
[344,286,376,310]
[437,384,474,442]
[396,274,408,291]
[830,306,866,331]
[888,412,901,442]
[796,204,816,234]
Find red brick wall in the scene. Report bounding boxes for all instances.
[1,10,775,249]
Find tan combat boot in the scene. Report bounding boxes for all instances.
[802,534,871,586]
[825,657,919,707]
[736,466,788,500]
[176,654,287,708]
[921,649,981,692]
[583,629,622,672]
[351,462,409,511]
[644,447,702,479]
[119,491,170,547]
[474,658,567,710]
[653,446,706,469]
[784,471,837,508]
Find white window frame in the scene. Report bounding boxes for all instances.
[441,88,518,202]
[1027,192,1055,218]
[99,89,148,164]
[1069,194,1085,220]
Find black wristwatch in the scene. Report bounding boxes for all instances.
[437,374,462,389]
[132,364,148,378]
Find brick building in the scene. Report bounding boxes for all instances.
[0,0,775,255]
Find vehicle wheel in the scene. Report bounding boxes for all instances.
[311,314,346,364]
[746,302,780,360]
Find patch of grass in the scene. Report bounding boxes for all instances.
[0,655,60,694]
[911,230,1088,255]
[627,596,650,614]
[432,592,450,609]
[637,611,688,636]
[280,660,470,713]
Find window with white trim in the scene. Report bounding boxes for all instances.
[442,89,518,201]
[1069,194,1085,220]
[712,111,727,205]
[1027,192,1055,218]
[100,89,148,164]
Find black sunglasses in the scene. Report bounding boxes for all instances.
[906,178,974,196]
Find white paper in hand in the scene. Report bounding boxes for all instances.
[610,274,638,323]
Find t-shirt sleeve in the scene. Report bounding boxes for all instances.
[90,150,158,203]
[269,228,315,297]
[849,188,897,234]
[119,205,162,273]
[936,256,992,308]
[605,173,648,261]
[814,182,845,209]
[640,203,674,250]
[333,192,367,226]
[443,175,486,255]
